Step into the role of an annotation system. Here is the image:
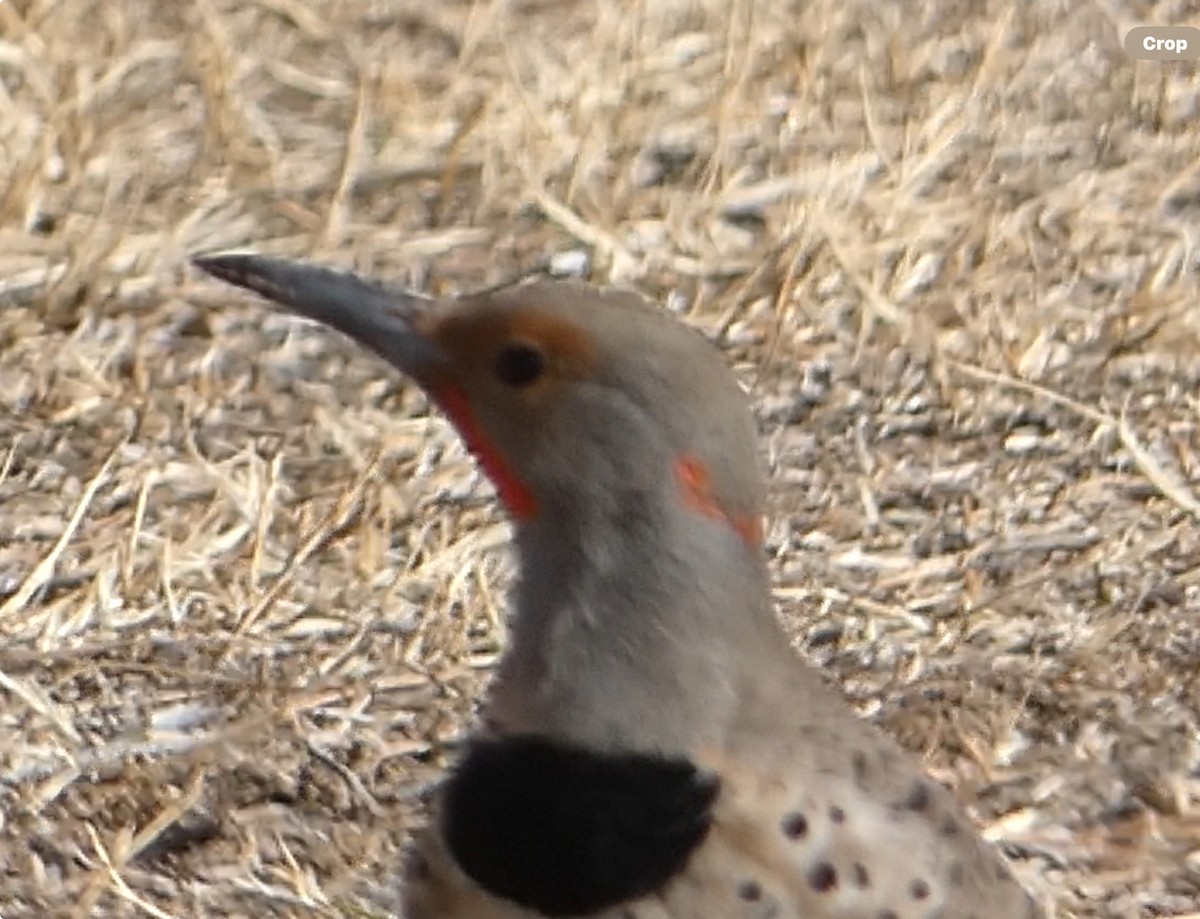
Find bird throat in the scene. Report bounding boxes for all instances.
[481,447,768,750]
[432,384,539,520]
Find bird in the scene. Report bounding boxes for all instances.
[193,252,1044,919]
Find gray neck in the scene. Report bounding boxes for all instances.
[482,494,777,756]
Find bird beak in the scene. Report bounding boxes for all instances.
[193,251,542,520]
[191,252,451,386]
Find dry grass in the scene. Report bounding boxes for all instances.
[2,0,1200,915]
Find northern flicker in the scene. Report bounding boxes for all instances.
[194,253,1044,919]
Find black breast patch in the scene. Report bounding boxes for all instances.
[439,733,720,917]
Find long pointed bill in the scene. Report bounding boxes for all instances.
[193,251,542,520]
[191,253,450,384]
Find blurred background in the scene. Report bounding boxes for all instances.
[2,1,1199,915]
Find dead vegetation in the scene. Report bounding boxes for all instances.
[2,0,1200,915]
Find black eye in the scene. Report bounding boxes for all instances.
[494,342,547,387]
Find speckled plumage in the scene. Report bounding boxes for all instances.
[196,253,1045,919]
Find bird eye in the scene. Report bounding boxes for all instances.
[494,342,547,388]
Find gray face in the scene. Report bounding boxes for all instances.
[192,255,764,534]
[431,281,765,530]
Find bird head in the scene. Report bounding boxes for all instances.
[193,255,765,551]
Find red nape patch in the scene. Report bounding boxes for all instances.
[675,456,762,547]
[433,385,539,520]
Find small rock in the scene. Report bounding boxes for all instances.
[1004,428,1044,454]
[548,249,590,278]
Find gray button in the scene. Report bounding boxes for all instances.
[1125,26,1200,60]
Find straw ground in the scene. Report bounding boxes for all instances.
[2,0,1199,916]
